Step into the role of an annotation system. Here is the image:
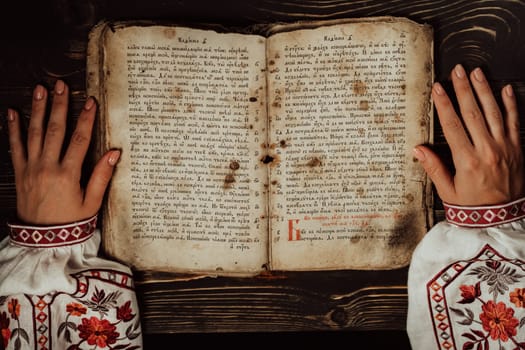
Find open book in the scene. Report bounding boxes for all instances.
[87,16,434,276]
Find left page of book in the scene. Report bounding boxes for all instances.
[87,22,269,276]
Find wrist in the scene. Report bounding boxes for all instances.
[15,206,97,227]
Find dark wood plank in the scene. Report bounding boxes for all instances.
[1,0,525,340]
[133,269,409,333]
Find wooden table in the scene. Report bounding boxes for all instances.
[2,0,525,347]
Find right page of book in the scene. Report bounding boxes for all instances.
[266,17,434,270]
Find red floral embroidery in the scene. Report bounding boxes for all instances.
[78,316,119,347]
[451,258,525,348]
[510,288,525,308]
[66,302,87,317]
[0,311,10,349]
[58,286,141,349]
[7,299,20,320]
[0,271,141,350]
[458,282,481,304]
[480,300,519,341]
[428,246,525,349]
[116,300,135,322]
[0,298,29,349]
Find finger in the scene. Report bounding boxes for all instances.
[27,84,48,161]
[501,84,521,150]
[83,150,120,214]
[7,109,27,174]
[469,67,504,139]
[62,97,97,176]
[413,145,456,203]
[42,80,69,162]
[450,64,491,146]
[432,82,473,157]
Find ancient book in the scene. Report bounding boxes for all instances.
[87,16,434,276]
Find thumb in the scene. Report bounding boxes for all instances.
[83,150,120,214]
[413,145,456,203]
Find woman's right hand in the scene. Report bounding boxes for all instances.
[413,64,525,206]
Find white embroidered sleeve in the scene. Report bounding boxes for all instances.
[407,198,525,349]
[0,216,143,349]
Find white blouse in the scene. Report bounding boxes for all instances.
[4,198,525,349]
[407,197,525,349]
[0,215,143,349]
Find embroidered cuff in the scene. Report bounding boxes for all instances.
[443,197,525,227]
[8,215,98,247]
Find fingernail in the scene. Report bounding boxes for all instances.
[55,80,65,95]
[433,82,445,96]
[34,85,45,100]
[7,109,15,122]
[413,147,426,161]
[454,64,466,79]
[84,97,95,111]
[473,67,485,82]
[505,84,514,97]
[108,150,121,166]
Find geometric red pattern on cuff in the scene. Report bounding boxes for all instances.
[7,215,97,248]
[443,197,525,227]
